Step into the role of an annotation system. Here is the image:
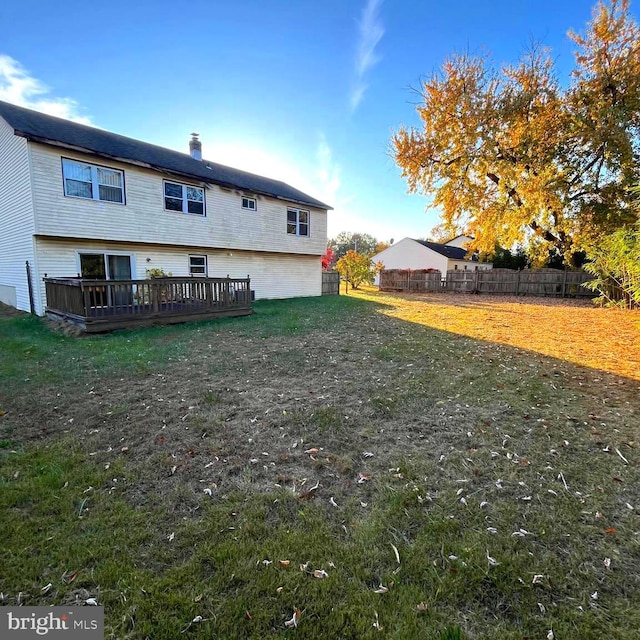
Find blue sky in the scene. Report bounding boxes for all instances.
[0,0,628,242]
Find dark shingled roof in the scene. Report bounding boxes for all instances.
[414,239,478,261]
[0,100,331,210]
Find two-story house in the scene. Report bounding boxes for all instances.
[0,100,331,316]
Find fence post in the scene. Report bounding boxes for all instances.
[562,269,568,298]
[515,269,521,296]
[25,261,36,314]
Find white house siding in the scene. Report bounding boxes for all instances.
[33,238,321,314]
[0,117,36,311]
[371,238,448,284]
[448,259,493,271]
[29,144,327,256]
[444,235,474,249]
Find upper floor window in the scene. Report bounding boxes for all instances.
[287,208,309,237]
[242,196,256,211]
[62,158,124,203]
[164,181,205,215]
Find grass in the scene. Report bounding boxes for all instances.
[1,292,639,638]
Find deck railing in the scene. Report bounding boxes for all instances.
[44,276,253,331]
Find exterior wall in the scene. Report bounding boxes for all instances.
[372,238,448,284]
[30,143,327,256]
[34,237,321,314]
[445,235,474,249]
[448,259,493,271]
[0,116,36,311]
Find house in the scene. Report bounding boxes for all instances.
[371,236,492,284]
[0,100,332,317]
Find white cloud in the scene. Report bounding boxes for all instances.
[0,55,91,124]
[315,134,341,208]
[351,0,384,111]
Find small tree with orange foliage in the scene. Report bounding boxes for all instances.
[335,250,383,291]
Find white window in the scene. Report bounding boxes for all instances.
[242,196,256,210]
[189,255,207,276]
[62,158,124,203]
[287,208,309,237]
[164,181,205,215]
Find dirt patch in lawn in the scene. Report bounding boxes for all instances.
[0,302,28,318]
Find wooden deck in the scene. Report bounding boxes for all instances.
[44,276,253,333]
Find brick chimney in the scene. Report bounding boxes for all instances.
[189,133,202,160]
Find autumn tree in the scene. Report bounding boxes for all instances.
[391,0,640,265]
[335,250,383,290]
[321,246,336,270]
[329,232,379,260]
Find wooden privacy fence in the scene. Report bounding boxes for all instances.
[379,269,442,292]
[322,271,340,295]
[380,268,593,298]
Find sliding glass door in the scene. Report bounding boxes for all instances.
[79,253,133,308]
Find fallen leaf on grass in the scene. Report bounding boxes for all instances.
[298,480,320,500]
[284,608,301,629]
[329,497,338,507]
[244,610,252,620]
[416,602,428,612]
[167,532,175,542]
[605,527,617,535]
[604,557,611,569]
[85,598,98,606]
[313,569,328,579]
[40,583,52,594]
[304,448,319,456]
[62,570,79,585]
[373,584,388,594]
[486,552,499,567]
[391,543,400,564]
[279,560,291,567]
[372,611,383,631]
[615,448,629,464]
[357,473,372,484]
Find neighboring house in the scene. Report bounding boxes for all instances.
[0,100,331,316]
[372,236,492,284]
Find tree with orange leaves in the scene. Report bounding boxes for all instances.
[391,0,640,266]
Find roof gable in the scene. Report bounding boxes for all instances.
[0,100,331,210]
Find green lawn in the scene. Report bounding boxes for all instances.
[1,294,639,639]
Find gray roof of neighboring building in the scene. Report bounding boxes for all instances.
[0,100,331,210]
[414,239,478,261]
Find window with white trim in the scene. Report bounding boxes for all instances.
[242,196,256,210]
[62,158,124,203]
[287,208,309,237]
[164,181,205,215]
[189,255,207,276]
